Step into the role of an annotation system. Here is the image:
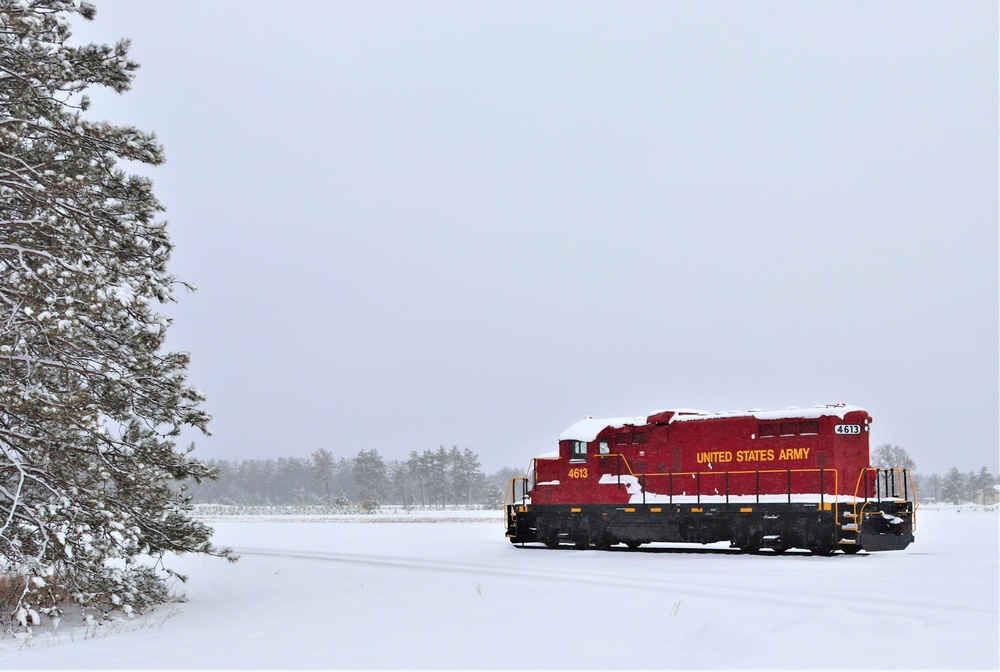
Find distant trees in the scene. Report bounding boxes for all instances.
[387,461,410,509]
[311,448,336,503]
[927,466,997,505]
[870,445,998,505]
[940,468,967,504]
[354,449,387,512]
[188,456,356,505]
[185,447,515,509]
[871,444,917,471]
[448,447,484,507]
[403,446,486,508]
[921,473,941,501]
[971,467,996,505]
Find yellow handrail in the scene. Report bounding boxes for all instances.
[850,467,917,532]
[594,453,840,486]
[505,454,560,508]
[593,453,841,515]
[502,478,515,509]
[503,476,531,509]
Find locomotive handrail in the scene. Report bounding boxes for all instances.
[505,455,561,510]
[503,477,523,510]
[850,467,917,532]
[504,459,531,509]
[594,453,839,515]
[503,475,532,541]
[851,467,916,503]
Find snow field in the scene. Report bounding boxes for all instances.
[2,505,997,669]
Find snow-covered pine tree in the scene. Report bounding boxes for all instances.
[449,446,483,507]
[0,0,232,630]
[353,448,386,512]
[972,467,997,505]
[940,467,967,504]
[311,447,335,504]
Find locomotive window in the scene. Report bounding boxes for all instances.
[800,420,820,435]
[779,422,798,436]
[599,440,610,454]
[616,433,630,446]
[570,440,587,461]
[759,423,778,438]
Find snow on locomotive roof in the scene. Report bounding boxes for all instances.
[559,416,647,442]
[560,404,866,441]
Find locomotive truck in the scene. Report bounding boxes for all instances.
[504,404,915,555]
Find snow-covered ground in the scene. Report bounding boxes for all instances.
[2,505,997,669]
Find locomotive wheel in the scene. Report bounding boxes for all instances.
[810,546,836,557]
[593,535,614,551]
[739,532,762,554]
[842,543,863,555]
[625,541,642,550]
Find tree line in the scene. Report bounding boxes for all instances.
[912,468,998,505]
[871,444,997,505]
[186,446,524,511]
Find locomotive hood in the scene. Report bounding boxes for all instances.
[559,404,867,442]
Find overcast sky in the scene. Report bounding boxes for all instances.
[71,1,997,476]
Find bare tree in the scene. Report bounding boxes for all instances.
[870,444,917,471]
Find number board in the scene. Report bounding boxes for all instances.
[834,424,861,435]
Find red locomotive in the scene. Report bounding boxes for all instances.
[505,404,915,554]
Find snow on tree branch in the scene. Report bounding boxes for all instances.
[0,0,233,634]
